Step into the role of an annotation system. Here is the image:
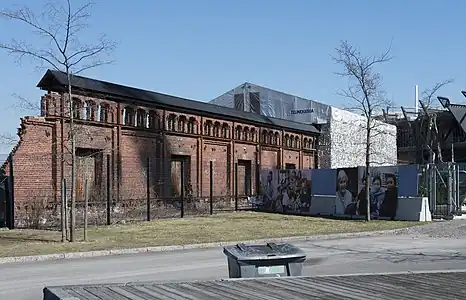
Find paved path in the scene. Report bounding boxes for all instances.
[1,234,466,300]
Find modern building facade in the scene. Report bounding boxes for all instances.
[210,83,398,169]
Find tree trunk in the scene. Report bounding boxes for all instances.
[365,117,371,221]
[60,95,67,242]
[67,70,76,242]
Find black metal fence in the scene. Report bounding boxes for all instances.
[1,155,256,230]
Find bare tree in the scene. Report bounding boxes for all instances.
[420,79,454,109]
[332,40,393,221]
[418,79,454,164]
[0,0,115,242]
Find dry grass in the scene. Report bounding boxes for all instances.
[0,212,423,257]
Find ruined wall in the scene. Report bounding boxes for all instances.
[3,90,319,228]
[2,117,56,210]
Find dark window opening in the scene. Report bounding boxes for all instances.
[249,92,260,114]
[234,93,245,111]
[237,159,252,196]
[285,163,296,170]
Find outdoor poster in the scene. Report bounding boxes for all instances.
[259,165,417,219]
[260,169,278,210]
[357,166,399,219]
[259,168,312,213]
[335,167,359,215]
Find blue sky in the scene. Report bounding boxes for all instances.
[1,0,465,154]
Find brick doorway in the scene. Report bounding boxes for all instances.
[237,159,252,196]
[75,148,103,202]
[170,155,191,198]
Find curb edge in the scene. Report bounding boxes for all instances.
[0,227,408,264]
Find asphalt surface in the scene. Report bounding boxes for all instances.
[1,232,466,300]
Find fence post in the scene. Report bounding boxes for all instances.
[84,179,88,241]
[255,151,260,198]
[61,179,66,242]
[456,163,460,212]
[146,157,151,222]
[64,179,68,240]
[4,178,10,229]
[180,160,184,218]
[256,163,260,197]
[106,154,111,225]
[7,155,14,229]
[235,162,238,211]
[210,161,213,215]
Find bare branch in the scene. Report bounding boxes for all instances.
[0,40,62,71]
[74,59,115,75]
[0,132,18,146]
[332,40,392,112]
[68,35,116,73]
[332,39,392,127]
[9,93,41,113]
[421,79,454,108]
[0,0,114,75]
[1,7,64,54]
[0,0,115,242]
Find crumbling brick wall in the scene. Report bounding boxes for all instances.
[2,91,319,228]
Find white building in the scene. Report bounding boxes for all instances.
[210,83,397,169]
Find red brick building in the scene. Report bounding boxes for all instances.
[2,70,319,226]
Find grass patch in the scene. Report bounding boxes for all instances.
[0,212,423,257]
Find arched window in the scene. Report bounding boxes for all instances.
[213,122,220,137]
[187,117,196,134]
[243,127,249,141]
[250,128,256,142]
[284,134,290,147]
[98,103,110,123]
[264,131,270,144]
[221,123,229,138]
[167,114,176,131]
[123,107,135,126]
[204,120,212,136]
[235,126,242,140]
[268,132,274,144]
[148,111,157,129]
[274,132,280,145]
[72,98,82,119]
[262,130,267,143]
[136,109,146,127]
[178,115,187,132]
[85,100,96,121]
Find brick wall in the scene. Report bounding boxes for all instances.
[3,91,320,227]
[202,142,229,196]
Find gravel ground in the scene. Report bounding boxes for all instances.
[393,219,466,238]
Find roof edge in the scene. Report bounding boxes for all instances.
[36,70,320,135]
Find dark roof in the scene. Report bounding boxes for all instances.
[37,70,319,134]
[43,271,466,300]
